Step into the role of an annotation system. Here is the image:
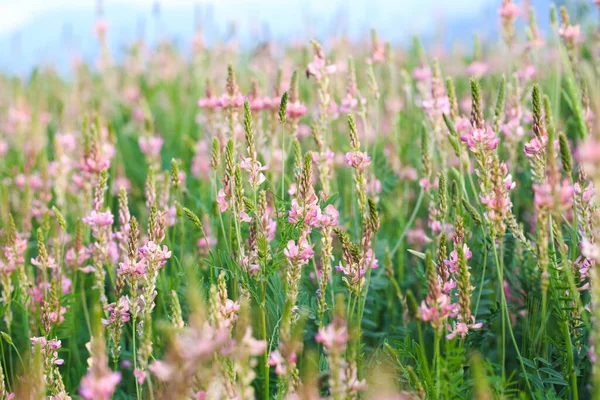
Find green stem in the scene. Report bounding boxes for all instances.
[390,189,424,257]
[434,329,441,400]
[492,240,532,395]
[261,281,269,400]
[133,316,140,400]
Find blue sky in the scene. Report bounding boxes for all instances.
[0,0,497,74]
[0,0,493,35]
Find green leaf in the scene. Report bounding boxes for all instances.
[407,249,426,259]
[544,378,568,386]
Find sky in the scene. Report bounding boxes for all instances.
[0,0,492,35]
[0,0,497,74]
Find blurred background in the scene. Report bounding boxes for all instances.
[0,0,587,75]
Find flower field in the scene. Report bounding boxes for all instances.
[0,1,599,399]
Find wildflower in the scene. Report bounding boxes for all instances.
[466,61,489,78]
[317,204,340,228]
[239,156,268,188]
[412,66,431,82]
[286,101,307,119]
[79,363,121,400]
[315,323,349,350]
[499,0,518,44]
[524,135,547,158]
[345,151,371,172]
[138,136,164,157]
[0,140,7,157]
[460,125,500,153]
[284,239,315,266]
[117,258,146,277]
[446,320,484,340]
[558,24,581,44]
[31,337,64,365]
[197,86,220,109]
[102,296,131,327]
[139,241,172,266]
[268,350,288,376]
[444,244,472,273]
[368,29,386,63]
[306,41,337,81]
[82,210,114,227]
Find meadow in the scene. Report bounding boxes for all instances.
[0,1,598,399]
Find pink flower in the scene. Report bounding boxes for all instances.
[575,181,595,204]
[268,350,287,375]
[444,244,472,274]
[0,140,8,157]
[558,25,581,43]
[217,189,228,212]
[284,239,314,266]
[192,140,211,179]
[406,226,432,247]
[82,210,114,227]
[345,151,371,172]
[30,337,64,365]
[94,19,109,38]
[422,96,450,117]
[286,101,307,119]
[315,323,349,350]
[534,179,574,211]
[102,296,130,327]
[217,93,245,108]
[117,258,147,277]
[578,139,600,164]
[419,293,456,325]
[240,156,268,187]
[517,65,537,81]
[419,178,432,192]
[30,255,58,270]
[445,320,483,340]
[79,370,121,400]
[79,153,111,174]
[524,135,547,158]
[197,95,219,109]
[460,125,500,153]
[399,166,418,181]
[533,183,553,209]
[134,369,146,384]
[239,211,252,223]
[149,360,175,380]
[306,54,337,81]
[498,0,518,20]
[466,61,489,78]
[317,204,339,228]
[139,241,172,266]
[138,136,164,157]
[412,66,431,82]
[221,299,241,320]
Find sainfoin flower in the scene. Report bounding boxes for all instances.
[139,241,172,265]
[524,135,547,158]
[315,323,349,350]
[138,136,164,157]
[284,238,315,266]
[102,296,130,327]
[419,293,456,326]
[460,125,500,153]
[345,151,371,171]
[82,210,114,227]
[239,156,267,187]
[79,369,121,400]
[558,24,581,44]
